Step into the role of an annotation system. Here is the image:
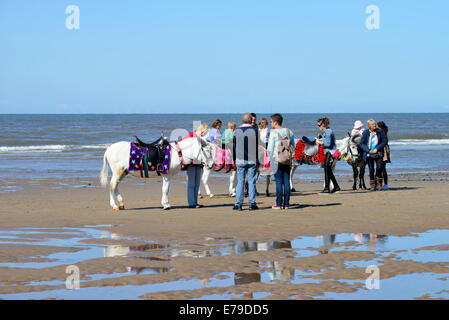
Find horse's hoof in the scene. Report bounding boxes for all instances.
[209,194,214,198]
[291,188,296,192]
[266,193,270,197]
[199,195,204,199]
[163,206,171,210]
[113,207,119,212]
[119,205,125,210]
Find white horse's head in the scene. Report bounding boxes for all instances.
[197,138,216,170]
[339,134,362,161]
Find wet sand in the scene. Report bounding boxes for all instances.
[0,175,448,299]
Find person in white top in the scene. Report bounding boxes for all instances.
[267,113,295,210]
[258,118,270,147]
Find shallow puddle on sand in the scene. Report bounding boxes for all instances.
[0,226,448,299]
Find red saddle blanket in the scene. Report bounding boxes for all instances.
[295,139,341,164]
[295,139,326,164]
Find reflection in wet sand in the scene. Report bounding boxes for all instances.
[0,226,448,299]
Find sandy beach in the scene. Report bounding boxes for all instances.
[1,174,448,299]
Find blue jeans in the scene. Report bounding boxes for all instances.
[235,164,257,206]
[187,165,202,206]
[274,164,291,208]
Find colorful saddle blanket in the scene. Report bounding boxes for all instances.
[214,145,272,173]
[129,142,171,176]
[295,139,326,164]
[295,139,341,164]
[214,146,236,171]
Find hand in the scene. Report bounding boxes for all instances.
[315,138,322,145]
[372,148,378,154]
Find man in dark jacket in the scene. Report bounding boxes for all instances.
[233,113,259,211]
[359,119,387,191]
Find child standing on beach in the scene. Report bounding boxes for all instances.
[221,121,236,145]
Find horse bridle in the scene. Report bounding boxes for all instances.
[173,138,212,170]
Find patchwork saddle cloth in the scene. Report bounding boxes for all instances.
[295,139,326,164]
[214,145,236,171]
[129,142,171,177]
[213,144,272,174]
[295,137,341,165]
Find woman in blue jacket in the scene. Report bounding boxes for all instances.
[359,119,387,191]
[315,117,341,194]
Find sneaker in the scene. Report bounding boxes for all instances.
[272,205,282,210]
[249,204,259,211]
[319,189,330,195]
[382,184,389,190]
[233,204,243,211]
[195,204,204,208]
[283,206,289,210]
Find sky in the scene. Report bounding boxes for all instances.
[0,0,448,114]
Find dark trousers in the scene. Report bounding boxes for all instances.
[274,164,291,208]
[324,152,339,190]
[367,155,383,180]
[380,161,388,184]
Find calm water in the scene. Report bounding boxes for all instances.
[0,114,448,190]
[0,226,448,299]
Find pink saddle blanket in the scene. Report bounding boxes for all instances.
[214,145,272,174]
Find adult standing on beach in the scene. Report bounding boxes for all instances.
[250,113,257,128]
[377,121,391,190]
[209,119,222,143]
[360,119,387,191]
[181,123,209,208]
[316,117,341,194]
[267,113,295,210]
[258,118,270,148]
[244,113,259,196]
[233,113,259,211]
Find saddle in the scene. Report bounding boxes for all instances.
[301,136,319,156]
[133,136,170,176]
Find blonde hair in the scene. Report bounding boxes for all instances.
[367,119,376,128]
[196,123,209,135]
[258,118,268,129]
[228,121,236,129]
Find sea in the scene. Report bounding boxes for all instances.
[0,113,448,193]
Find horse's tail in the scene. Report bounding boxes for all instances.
[100,152,109,187]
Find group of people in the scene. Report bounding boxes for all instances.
[180,113,391,211]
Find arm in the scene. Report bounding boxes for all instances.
[290,130,295,148]
[267,130,276,159]
[359,131,370,153]
[376,130,387,152]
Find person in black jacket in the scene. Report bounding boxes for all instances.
[359,119,387,191]
[232,113,259,211]
[377,121,391,190]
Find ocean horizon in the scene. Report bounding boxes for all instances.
[1,113,448,191]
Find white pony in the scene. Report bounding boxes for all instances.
[199,144,272,198]
[100,137,215,211]
[200,165,237,198]
[288,137,351,192]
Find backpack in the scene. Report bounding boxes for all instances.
[275,128,293,165]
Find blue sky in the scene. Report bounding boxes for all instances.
[0,0,448,113]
